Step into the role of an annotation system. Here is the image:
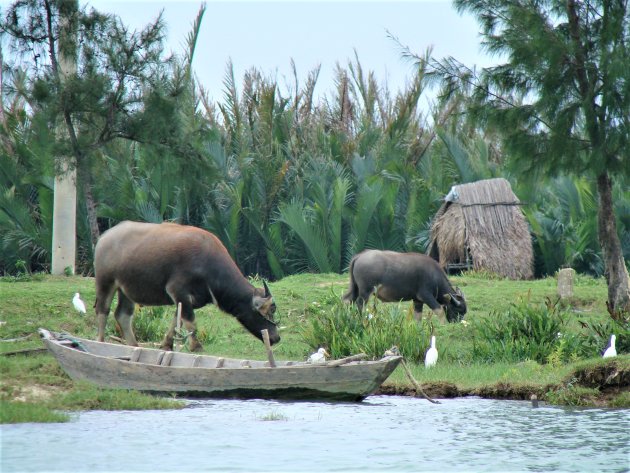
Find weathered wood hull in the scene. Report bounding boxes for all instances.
[39,329,401,401]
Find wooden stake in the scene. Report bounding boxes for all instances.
[400,359,440,404]
[176,302,182,352]
[261,329,276,367]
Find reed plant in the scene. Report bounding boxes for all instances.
[124,305,219,349]
[130,306,172,343]
[301,294,432,363]
[470,295,593,364]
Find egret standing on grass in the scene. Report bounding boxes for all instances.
[72,293,87,314]
[308,347,329,364]
[603,335,617,358]
[425,335,438,368]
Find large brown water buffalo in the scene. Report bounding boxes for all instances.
[94,221,280,351]
[343,250,466,323]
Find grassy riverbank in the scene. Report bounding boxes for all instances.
[1,272,628,423]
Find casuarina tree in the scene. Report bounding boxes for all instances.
[1,0,205,270]
[426,0,630,313]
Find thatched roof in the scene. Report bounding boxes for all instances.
[428,178,533,279]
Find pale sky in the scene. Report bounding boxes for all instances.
[85,0,495,105]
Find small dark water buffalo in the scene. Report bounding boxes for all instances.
[343,250,466,323]
[94,221,280,351]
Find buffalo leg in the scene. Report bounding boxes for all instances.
[163,288,202,352]
[94,279,117,342]
[417,291,446,324]
[355,287,374,313]
[161,309,201,352]
[114,290,138,346]
[413,301,424,322]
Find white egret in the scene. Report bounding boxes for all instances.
[308,347,329,364]
[72,293,87,314]
[424,335,438,368]
[384,346,400,357]
[603,335,617,358]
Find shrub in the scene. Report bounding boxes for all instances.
[130,306,218,349]
[471,296,591,364]
[580,316,630,356]
[130,306,172,343]
[301,295,432,363]
[545,383,600,407]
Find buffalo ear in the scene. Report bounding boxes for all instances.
[253,295,274,317]
[443,293,452,304]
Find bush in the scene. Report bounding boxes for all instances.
[130,306,172,343]
[580,316,630,356]
[471,296,591,364]
[129,306,218,349]
[301,294,432,363]
[545,383,601,407]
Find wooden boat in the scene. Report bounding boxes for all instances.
[38,328,402,401]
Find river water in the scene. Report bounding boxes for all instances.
[1,396,628,472]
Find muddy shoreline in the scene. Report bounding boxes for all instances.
[378,360,630,407]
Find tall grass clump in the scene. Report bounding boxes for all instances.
[126,306,218,349]
[129,307,172,343]
[471,296,592,364]
[301,296,431,363]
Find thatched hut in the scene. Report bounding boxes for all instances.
[427,178,533,279]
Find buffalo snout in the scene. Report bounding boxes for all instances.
[269,331,281,345]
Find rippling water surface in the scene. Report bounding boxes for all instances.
[2,396,629,472]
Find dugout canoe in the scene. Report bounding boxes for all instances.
[38,329,402,401]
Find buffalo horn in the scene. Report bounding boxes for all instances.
[263,280,271,297]
[208,286,219,307]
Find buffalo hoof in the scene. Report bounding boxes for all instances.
[160,342,174,352]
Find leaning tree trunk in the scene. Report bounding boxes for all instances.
[597,172,630,315]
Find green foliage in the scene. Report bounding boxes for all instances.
[471,296,592,364]
[579,316,630,355]
[0,401,70,424]
[301,293,431,363]
[111,305,219,350]
[1,0,628,297]
[0,272,627,420]
[257,410,289,421]
[47,382,183,411]
[545,383,601,407]
[608,391,630,409]
[128,306,172,343]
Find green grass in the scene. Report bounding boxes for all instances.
[257,410,289,421]
[0,271,628,422]
[0,400,70,423]
[47,382,184,411]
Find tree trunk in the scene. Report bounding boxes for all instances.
[78,164,100,246]
[597,173,630,314]
[51,163,76,275]
[51,1,78,275]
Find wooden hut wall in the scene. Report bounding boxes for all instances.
[429,178,534,279]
